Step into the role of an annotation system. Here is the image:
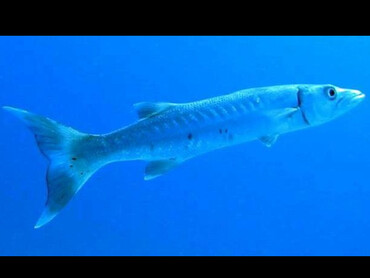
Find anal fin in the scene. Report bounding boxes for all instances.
[144,159,180,180]
[259,134,279,147]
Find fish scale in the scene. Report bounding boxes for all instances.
[107,86,301,162]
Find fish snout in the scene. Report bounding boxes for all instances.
[338,88,365,109]
[351,89,365,102]
[347,89,365,108]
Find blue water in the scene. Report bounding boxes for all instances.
[0,36,369,255]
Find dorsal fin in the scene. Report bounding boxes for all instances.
[133,102,177,119]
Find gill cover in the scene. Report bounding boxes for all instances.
[296,84,365,126]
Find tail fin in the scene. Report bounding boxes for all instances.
[3,106,104,228]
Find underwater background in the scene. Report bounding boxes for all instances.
[0,36,369,255]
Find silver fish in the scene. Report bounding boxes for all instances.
[3,84,365,228]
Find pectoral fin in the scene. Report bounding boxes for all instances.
[273,107,299,119]
[259,107,298,147]
[144,159,180,180]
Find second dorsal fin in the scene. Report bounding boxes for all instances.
[133,102,177,119]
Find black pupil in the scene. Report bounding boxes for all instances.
[329,89,335,97]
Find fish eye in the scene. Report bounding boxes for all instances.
[327,88,336,99]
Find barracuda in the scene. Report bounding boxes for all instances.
[3,84,365,228]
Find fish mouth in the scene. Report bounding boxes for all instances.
[349,89,365,105]
[352,92,365,101]
[337,88,365,108]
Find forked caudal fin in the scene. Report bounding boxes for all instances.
[3,106,104,228]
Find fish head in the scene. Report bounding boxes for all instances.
[297,84,365,126]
